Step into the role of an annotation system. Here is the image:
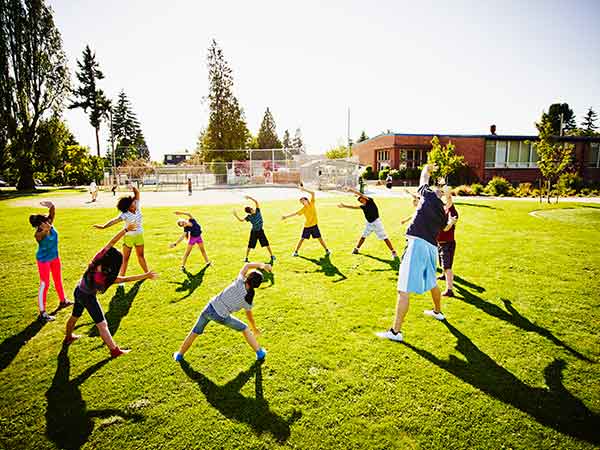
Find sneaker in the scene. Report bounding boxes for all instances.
[110,346,131,358]
[352,248,359,255]
[173,352,184,362]
[437,274,446,280]
[58,300,74,309]
[39,311,55,322]
[375,328,403,342]
[391,251,398,259]
[292,252,299,257]
[256,347,267,361]
[181,265,186,272]
[442,289,455,298]
[64,334,81,345]
[244,258,249,263]
[205,261,212,267]
[270,255,276,262]
[424,310,446,321]
[325,249,332,256]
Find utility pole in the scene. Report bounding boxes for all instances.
[109,106,116,184]
[347,107,351,159]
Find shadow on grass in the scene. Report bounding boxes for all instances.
[89,281,143,337]
[453,285,591,362]
[299,255,347,282]
[404,322,600,445]
[454,202,499,210]
[361,253,399,272]
[45,343,142,450]
[261,269,275,288]
[180,360,301,443]
[453,275,486,293]
[0,319,45,371]
[169,265,209,302]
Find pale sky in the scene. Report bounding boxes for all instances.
[49,0,600,160]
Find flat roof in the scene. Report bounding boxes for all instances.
[355,133,600,145]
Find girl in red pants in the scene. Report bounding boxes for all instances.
[30,201,72,322]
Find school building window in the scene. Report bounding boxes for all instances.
[403,149,428,168]
[485,140,537,168]
[376,150,390,171]
[585,142,600,168]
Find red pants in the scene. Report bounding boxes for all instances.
[36,257,65,312]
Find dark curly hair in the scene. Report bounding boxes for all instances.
[244,270,263,305]
[244,206,252,214]
[117,196,134,213]
[29,214,49,228]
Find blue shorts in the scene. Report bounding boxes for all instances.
[192,303,247,334]
[397,237,438,294]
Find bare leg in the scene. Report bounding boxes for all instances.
[265,245,273,257]
[119,245,132,277]
[430,285,442,313]
[242,328,260,351]
[178,330,199,355]
[317,237,328,250]
[445,269,454,291]
[96,320,117,351]
[294,238,305,253]
[355,237,366,249]
[197,242,209,263]
[383,238,395,252]
[245,247,251,260]
[181,243,194,267]
[135,245,148,272]
[65,315,78,338]
[392,291,410,333]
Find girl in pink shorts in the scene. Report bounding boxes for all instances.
[170,211,210,271]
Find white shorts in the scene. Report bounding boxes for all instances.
[361,218,388,240]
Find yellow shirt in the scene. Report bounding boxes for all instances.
[299,199,318,227]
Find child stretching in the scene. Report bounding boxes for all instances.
[281,184,330,257]
[64,224,158,358]
[338,187,398,259]
[170,211,210,270]
[173,262,271,362]
[30,201,72,322]
[233,195,275,263]
[93,185,148,279]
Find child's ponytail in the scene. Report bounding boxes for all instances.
[244,270,263,305]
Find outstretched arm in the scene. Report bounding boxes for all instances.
[245,195,259,208]
[93,216,123,230]
[233,210,245,222]
[100,223,137,253]
[170,232,187,248]
[115,270,158,284]
[281,209,303,220]
[345,186,369,200]
[337,203,361,209]
[132,185,140,200]
[239,262,272,277]
[174,211,193,219]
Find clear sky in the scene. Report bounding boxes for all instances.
[49,0,600,160]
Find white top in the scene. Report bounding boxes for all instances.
[210,275,252,317]
[90,181,97,192]
[119,200,143,235]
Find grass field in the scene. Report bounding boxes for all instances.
[1,191,599,450]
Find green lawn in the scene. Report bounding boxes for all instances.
[1,193,599,450]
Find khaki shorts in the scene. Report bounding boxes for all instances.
[124,232,144,248]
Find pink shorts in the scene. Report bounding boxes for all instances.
[189,235,203,245]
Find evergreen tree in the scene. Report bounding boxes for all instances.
[69,45,110,157]
[291,128,304,153]
[1,0,71,189]
[357,130,369,143]
[282,129,291,148]
[540,103,576,135]
[110,90,148,164]
[581,107,598,135]
[201,40,249,161]
[257,108,282,149]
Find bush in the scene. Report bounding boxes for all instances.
[405,168,420,179]
[378,168,390,180]
[471,183,484,195]
[389,169,402,180]
[452,185,474,196]
[557,173,584,195]
[361,165,377,180]
[484,176,513,197]
[514,182,533,197]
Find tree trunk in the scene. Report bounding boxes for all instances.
[547,180,551,204]
[16,133,36,191]
[95,126,101,157]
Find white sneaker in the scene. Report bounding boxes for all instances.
[375,329,403,342]
[325,249,332,256]
[424,310,445,321]
[352,248,359,254]
[391,251,398,259]
[292,251,299,257]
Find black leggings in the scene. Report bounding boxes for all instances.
[73,286,106,324]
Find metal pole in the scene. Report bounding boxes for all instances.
[110,108,116,185]
[347,107,351,159]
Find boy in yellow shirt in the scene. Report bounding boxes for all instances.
[282,185,331,257]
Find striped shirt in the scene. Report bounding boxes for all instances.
[245,208,263,231]
[120,200,143,235]
[209,275,252,317]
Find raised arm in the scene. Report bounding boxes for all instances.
[239,262,272,278]
[345,186,370,201]
[101,223,137,253]
[93,216,123,230]
[132,185,140,201]
[299,185,315,202]
[174,211,193,218]
[39,201,56,224]
[337,202,361,209]
[245,195,259,208]
[419,164,437,187]
[232,210,245,222]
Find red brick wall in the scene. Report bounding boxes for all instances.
[352,135,396,169]
[484,168,541,184]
